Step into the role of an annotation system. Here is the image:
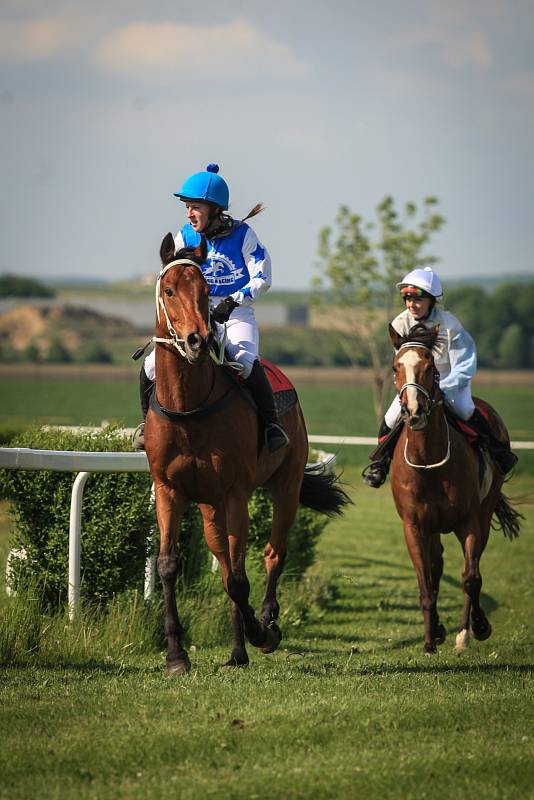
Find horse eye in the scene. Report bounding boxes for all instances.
[164,288,173,297]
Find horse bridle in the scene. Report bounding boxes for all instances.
[396,341,450,469]
[396,341,442,417]
[152,258,243,373]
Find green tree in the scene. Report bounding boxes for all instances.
[44,338,72,363]
[313,196,445,420]
[497,323,528,369]
[0,273,54,298]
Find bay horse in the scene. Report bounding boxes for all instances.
[388,323,521,653]
[143,233,350,675]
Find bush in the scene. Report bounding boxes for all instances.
[44,338,72,363]
[0,426,154,608]
[0,427,330,618]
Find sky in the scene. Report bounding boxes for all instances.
[1,0,534,289]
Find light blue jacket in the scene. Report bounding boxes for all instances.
[391,306,477,402]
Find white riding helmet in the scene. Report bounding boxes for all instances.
[397,267,443,298]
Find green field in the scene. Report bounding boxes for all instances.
[1,469,533,799]
[1,375,534,798]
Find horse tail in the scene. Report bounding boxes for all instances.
[299,463,352,517]
[492,492,523,540]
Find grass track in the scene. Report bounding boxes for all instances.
[1,469,533,800]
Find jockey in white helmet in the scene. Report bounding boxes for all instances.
[362,267,517,487]
[132,163,289,454]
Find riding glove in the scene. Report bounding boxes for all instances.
[212,297,239,324]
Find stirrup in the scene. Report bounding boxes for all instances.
[131,422,145,451]
[265,422,289,453]
[362,461,388,488]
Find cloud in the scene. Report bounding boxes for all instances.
[391,23,493,71]
[93,18,311,81]
[0,16,72,61]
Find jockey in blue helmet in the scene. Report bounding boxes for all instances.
[362,267,518,488]
[132,164,289,454]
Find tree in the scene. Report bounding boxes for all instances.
[313,196,445,420]
[0,273,54,298]
[44,338,72,363]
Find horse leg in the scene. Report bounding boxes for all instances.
[259,482,300,645]
[429,536,446,645]
[403,522,439,653]
[455,523,490,651]
[199,501,281,659]
[154,482,191,677]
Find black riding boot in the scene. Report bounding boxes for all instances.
[245,360,289,453]
[468,408,518,474]
[131,367,155,451]
[362,418,404,488]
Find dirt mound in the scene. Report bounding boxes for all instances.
[0,303,136,353]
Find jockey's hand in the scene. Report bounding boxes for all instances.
[212,297,238,324]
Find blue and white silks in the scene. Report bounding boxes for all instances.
[144,221,272,381]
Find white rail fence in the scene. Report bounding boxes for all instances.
[1,434,532,619]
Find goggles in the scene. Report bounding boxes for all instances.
[400,285,428,299]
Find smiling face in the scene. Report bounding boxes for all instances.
[185,201,211,233]
[404,293,432,320]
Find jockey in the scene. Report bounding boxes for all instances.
[132,163,289,454]
[362,266,518,487]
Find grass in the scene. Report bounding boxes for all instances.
[1,375,533,798]
[0,467,533,799]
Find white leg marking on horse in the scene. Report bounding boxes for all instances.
[455,628,470,652]
[398,350,421,415]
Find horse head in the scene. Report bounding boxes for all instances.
[156,232,214,363]
[389,323,441,430]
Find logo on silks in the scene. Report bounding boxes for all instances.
[203,248,244,286]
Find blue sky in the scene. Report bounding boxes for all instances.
[1,0,533,289]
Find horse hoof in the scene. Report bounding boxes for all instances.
[423,642,437,654]
[261,623,282,654]
[472,619,492,641]
[455,628,470,652]
[435,623,447,646]
[165,656,191,677]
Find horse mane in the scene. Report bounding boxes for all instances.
[397,323,439,351]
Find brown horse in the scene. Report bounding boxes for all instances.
[388,323,521,653]
[144,233,350,675]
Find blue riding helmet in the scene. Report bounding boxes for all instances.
[174,163,229,210]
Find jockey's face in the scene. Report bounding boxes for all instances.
[404,294,432,320]
[185,201,211,233]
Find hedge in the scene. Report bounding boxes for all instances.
[0,427,328,610]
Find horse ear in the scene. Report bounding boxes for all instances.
[389,324,403,350]
[192,235,207,264]
[160,233,175,265]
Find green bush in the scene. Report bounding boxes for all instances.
[0,427,329,615]
[0,426,153,608]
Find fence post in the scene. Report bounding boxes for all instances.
[68,471,90,620]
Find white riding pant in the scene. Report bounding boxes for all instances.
[143,303,259,381]
[384,385,475,429]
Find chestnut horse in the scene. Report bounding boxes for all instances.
[388,323,520,653]
[144,234,350,675]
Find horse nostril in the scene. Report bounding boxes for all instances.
[187,332,201,350]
